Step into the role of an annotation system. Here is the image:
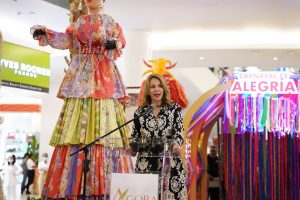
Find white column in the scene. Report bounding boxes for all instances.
[39,55,65,160]
[117,30,152,88]
[39,84,63,160]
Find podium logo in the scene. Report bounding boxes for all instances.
[113,188,157,200]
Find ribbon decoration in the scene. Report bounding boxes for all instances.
[186,75,300,199]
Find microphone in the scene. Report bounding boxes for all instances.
[139,104,156,116]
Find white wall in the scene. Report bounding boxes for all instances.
[39,55,65,160]
[172,67,220,110]
[39,86,63,160]
[120,30,152,87]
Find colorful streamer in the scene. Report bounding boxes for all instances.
[186,76,300,199]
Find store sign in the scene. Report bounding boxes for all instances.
[230,72,298,95]
[1,41,50,93]
[7,132,15,140]
[110,173,158,200]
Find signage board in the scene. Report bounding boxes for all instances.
[230,72,298,95]
[1,41,50,93]
[110,173,159,200]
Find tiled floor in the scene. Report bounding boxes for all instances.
[2,183,39,200]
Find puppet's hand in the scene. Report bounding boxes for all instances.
[104,40,116,50]
[33,29,46,39]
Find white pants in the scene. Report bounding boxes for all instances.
[38,173,47,196]
[4,185,17,200]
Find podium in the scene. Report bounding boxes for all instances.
[103,138,181,200]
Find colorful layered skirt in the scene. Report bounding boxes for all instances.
[42,98,133,199]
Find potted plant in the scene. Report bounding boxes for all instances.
[27,135,40,194]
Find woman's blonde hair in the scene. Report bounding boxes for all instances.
[141,74,172,106]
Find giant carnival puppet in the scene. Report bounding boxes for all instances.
[30,0,132,199]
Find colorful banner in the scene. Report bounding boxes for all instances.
[185,74,300,199]
[230,72,298,95]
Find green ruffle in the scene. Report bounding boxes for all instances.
[50,98,130,148]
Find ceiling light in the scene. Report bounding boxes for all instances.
[273,57,278,61]
[199,56,204,60]
[151,30,300,50]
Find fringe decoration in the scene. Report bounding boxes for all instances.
[220,132,299,200]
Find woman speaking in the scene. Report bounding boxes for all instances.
[131,74,187,200]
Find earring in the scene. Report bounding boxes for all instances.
[78,0,83,11]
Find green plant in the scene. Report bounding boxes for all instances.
[27,196,42,200]
[26,135,40,163]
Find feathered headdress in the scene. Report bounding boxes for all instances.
[138,58,189,109]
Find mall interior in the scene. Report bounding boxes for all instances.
[0,0,300,199]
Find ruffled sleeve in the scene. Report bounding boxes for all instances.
[172,103,184,147]
[103,22,126,60]
[30,24,73,50]
[131,108,142,141]
[130,108,142,153]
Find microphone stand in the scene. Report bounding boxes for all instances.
[70,105,154,198]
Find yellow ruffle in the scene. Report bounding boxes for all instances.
[50,98,130,148]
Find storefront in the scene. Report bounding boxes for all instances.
[0,100,41,165]
[0,41,50,166]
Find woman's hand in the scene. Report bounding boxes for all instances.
[172,144,182,156]
[126,147,136,156]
